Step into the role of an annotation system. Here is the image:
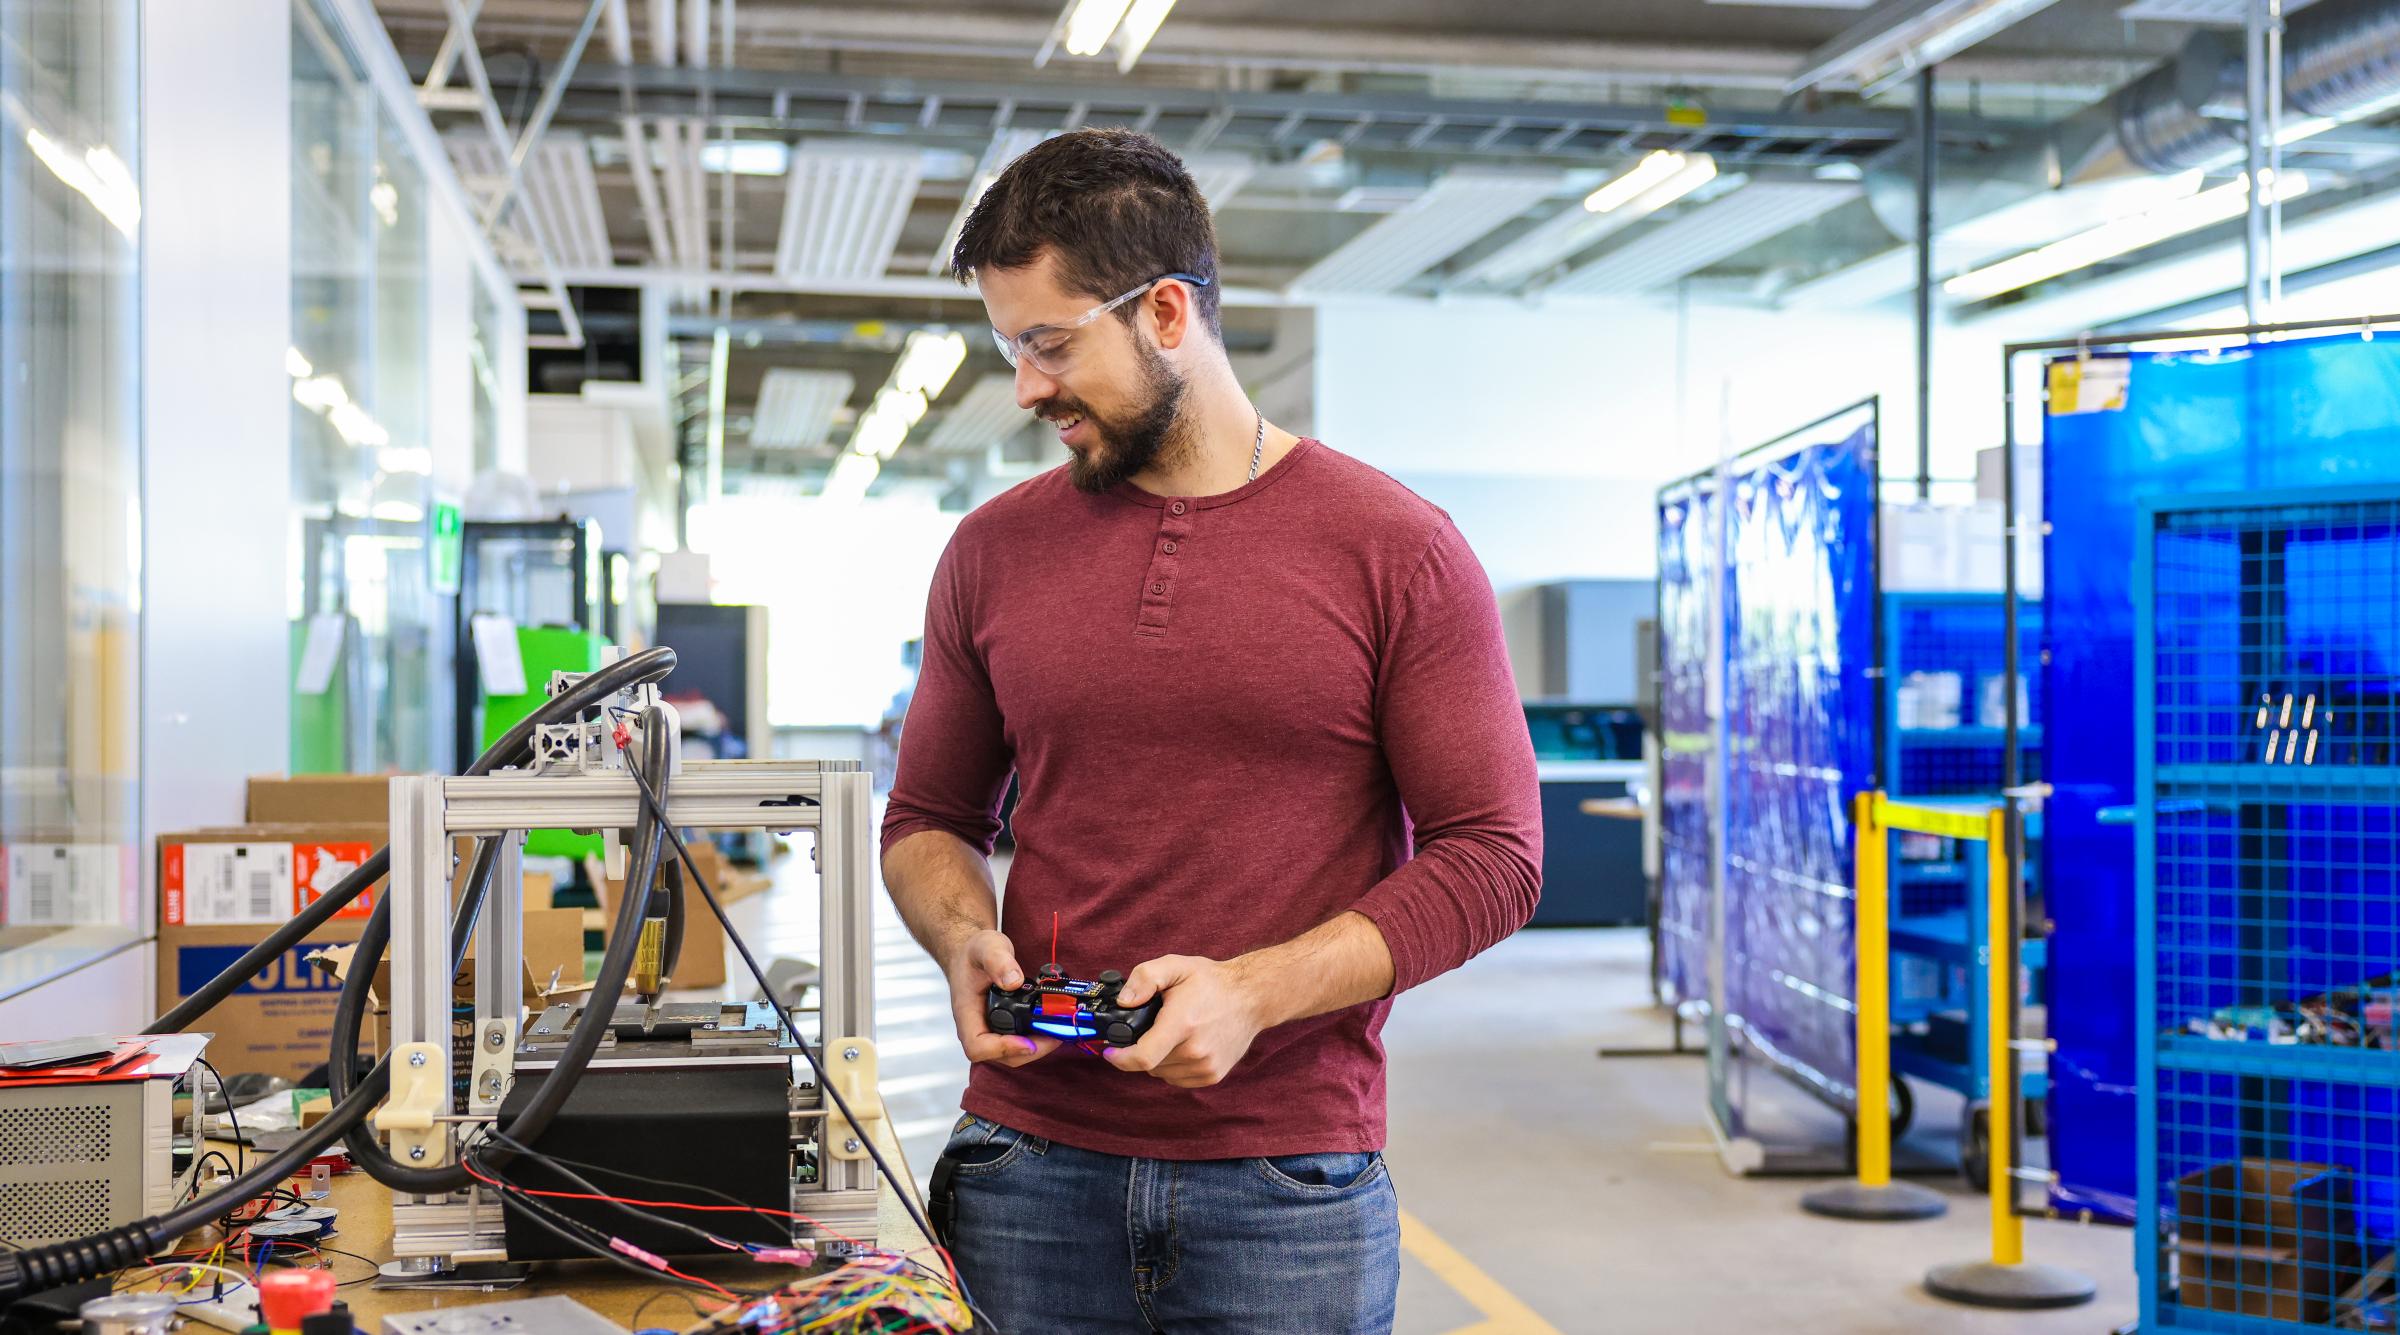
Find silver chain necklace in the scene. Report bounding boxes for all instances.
[1247,410,1266,483]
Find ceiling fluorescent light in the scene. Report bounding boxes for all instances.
[1585,152,1691,213]
[701,140,791,176]
[1787,0,2067,95]
[1114,0,1177,71]
[874,387,930,430]
[1062,0,1134,56]
[892,330,968,398]
[1945,170,2312,300]
[1631,155,1718,213]
[850,406,910,460]
[821,451,880,503]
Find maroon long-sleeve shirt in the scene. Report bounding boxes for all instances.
[881,437,1541,1159]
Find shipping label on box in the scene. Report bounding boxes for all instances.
[294,842,376,919]
[163,839,379,926]
[1,843,136,926]
[164,842,294,925]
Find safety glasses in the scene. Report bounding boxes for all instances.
[989,272,1211,375]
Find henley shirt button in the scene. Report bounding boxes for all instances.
[1169,501,1187,515]
[1162,541,1178,554]
[1150,581,1167,595]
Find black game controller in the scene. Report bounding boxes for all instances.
[986,964,1162,1048]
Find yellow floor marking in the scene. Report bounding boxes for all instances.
[1398,1208,1564,1335]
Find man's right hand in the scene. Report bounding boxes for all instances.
[948,929,1060,1067]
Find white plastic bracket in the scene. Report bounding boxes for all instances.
[376,1041,450,1166]
[823,1037,883,1162]
[469,1017,518,1114]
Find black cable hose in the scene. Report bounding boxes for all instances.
[325,704,673,1194]
[2,650,681,1306]
[147,648,680,1036]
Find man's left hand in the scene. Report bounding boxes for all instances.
[1103,954,1267,1088]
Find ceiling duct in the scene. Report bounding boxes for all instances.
[1850,0,2399,264]
[2117,0,2400,172]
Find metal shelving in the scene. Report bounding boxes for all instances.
[2137,487,2400,1333]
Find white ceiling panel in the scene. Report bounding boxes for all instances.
[924,374,1033,453]
[1545,181,1860,297]
[445,132,613,271]
[775,141,925,281]
[1288,168,1560,296]
[750,368,855,448]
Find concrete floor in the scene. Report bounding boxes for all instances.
[721,848,2138,1334]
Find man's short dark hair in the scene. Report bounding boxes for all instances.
[948,127,1222,339]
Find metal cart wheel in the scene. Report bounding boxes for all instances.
[1889,1073,1916,1142]
[1959,1100,1990,1191]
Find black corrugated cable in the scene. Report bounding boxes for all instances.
[2,650,680,1304]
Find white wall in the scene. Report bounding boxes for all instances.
[140,0,293,847]
[1313,296,2000,584]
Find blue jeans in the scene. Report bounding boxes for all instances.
[937,1112,1401,1334]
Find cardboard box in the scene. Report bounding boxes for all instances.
[246,774,397,826]
[159,823,574,1080]
[155,825,388,1081]
[2177,1158,2359,1324]
[347,904,591,1056]
[590,838,728,989]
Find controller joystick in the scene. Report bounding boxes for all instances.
[986,964,1160,1049]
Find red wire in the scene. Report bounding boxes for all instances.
[456,1158,736,1299]
[1051,910,1059,968]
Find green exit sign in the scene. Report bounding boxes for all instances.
[430,499,463,595]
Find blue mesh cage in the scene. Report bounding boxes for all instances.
[2041,332,2400,1225]
[2138,488,2400,1332]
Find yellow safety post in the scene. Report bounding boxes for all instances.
[1922,804,2094,1310]
[1800,791,1947,1222]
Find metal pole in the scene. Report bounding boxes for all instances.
[1984,808,2020,1265]
[1914,66,1936,500]
[2244,0,2271,324]
[1859,794,1892,1188]
[2267,0,2286,316]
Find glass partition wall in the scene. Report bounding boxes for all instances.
[0,0,144,991]
[288,0,437,774]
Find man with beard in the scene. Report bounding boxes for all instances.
[880,128,1541,1334]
